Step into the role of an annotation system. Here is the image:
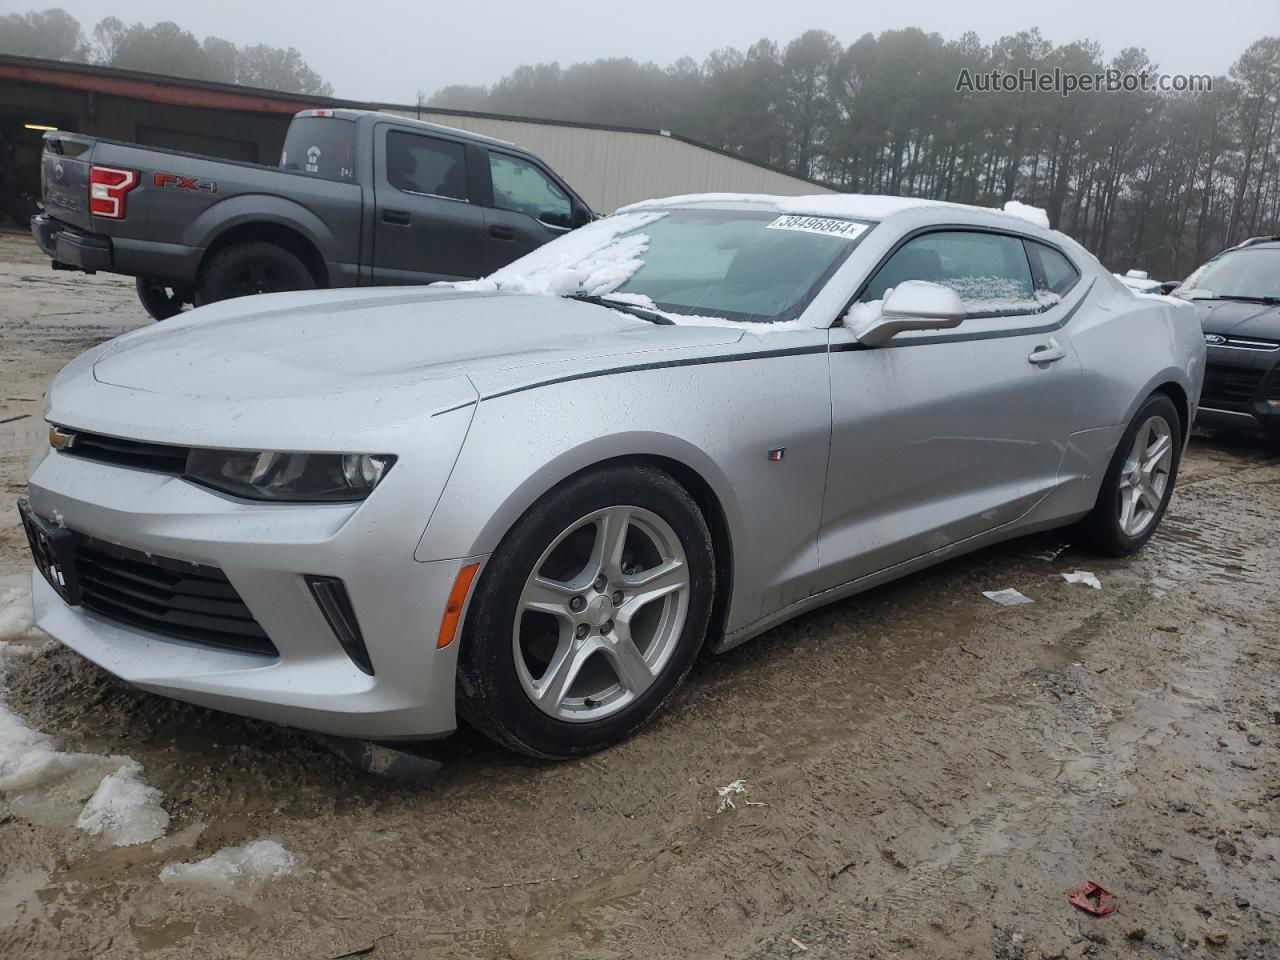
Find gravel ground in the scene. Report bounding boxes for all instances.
[0,229,1277,960]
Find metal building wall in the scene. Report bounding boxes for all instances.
[379,107,834,212]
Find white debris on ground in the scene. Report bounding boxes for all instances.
[715,778,748,813]
[1061,571,1103,590]
[982,588,1034,606]
[0,578,168,845]
[159,840,297,889]
[74,763,170,846]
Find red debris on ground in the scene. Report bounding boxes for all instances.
[1068,882,1118,916]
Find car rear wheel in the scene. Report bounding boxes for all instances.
[135,276,190,321]
[457,465,715,758]
[1078,393,1183,555]
[196,241,316,306]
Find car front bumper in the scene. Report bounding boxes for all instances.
[25,447,485,740]
[1198,341,1280,429]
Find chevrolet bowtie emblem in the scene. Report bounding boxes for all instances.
[49,426,77,451]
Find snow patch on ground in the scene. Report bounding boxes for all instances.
[159,840,297,889]
[0,580,44,644]
[1,578,167,845]
[75,763,170,846]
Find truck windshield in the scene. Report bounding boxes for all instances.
[281,117,356,182]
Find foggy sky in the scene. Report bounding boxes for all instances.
[23,0,1280,103]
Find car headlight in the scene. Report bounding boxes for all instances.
[184,450,395,502]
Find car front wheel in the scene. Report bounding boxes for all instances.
[457,465,715,758]
[1078,393,1183,555]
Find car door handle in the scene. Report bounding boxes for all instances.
[489,225,515,241]
[1028,338,1067,365]
[382,209,411,225]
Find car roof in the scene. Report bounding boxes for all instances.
[615,192,1055,233]
[297,108,518,150]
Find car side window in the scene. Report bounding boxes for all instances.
[385,131,468,201]
[863,230,1043,316]
[488,152,572,226]
[1026,240,1081,297]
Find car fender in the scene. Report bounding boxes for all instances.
[416,424,743,565]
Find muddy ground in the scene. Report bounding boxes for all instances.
[0,229,1276,959]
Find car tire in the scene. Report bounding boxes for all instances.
[456,464,715,758]
[1077,393,1183,556]
[135,276,189,321]
[195,241,316,306]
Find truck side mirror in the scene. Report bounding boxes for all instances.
[571,202,594,228]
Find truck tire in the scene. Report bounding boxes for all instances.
[196,241,316,306]
[135,277,189,321]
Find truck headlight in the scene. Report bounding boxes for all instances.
[185,450,395,502]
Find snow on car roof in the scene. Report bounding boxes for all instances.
[617,193,1052,230]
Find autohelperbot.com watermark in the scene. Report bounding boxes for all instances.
[955,67,1213,97]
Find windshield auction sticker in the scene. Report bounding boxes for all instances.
[766,215,868,240]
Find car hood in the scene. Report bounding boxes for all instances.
[1192,299,1280,339]
[91,287,744,399]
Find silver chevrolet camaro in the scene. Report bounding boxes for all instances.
[21,194,1204,757]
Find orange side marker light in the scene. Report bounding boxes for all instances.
[437,562,480,649]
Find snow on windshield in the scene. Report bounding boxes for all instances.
[437,193,1058,332]
[444,212,667,298]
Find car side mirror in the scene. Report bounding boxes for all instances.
[857,281,967,346]
[1158,280,1180,295]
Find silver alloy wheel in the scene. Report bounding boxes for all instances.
[1118,414,1174,538]
[513,505,690,723]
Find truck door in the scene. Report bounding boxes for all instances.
[371,125,486,283]
[478,149,579,274]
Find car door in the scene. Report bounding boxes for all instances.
[479,149,577,273]
[815,227,1085,592]
[370,125,486,283]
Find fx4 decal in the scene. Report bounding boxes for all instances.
[153,172,218,194]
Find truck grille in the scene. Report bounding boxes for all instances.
[1201,367,1265,408]
[61,430,188,474]
[74,536,276,656]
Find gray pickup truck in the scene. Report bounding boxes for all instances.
[31,109,595,319]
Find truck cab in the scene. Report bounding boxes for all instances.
[32,109,595,319]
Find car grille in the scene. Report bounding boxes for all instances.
[61,429,188,474]
[74,536,277,656]
[1201,367,1265,408]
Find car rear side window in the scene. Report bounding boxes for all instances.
[280,117,356,182]
[1026,241,1080,297]
[488,152,572,226]
[863,230,1042,316]
[385,131,468,201]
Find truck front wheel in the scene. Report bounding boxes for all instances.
[135,277,191,321]
[196,241,316,307]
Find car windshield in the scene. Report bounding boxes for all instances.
[1178,247,1280,300]
[477,208,873,324]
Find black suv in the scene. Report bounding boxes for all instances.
[1178,237,1280,433]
